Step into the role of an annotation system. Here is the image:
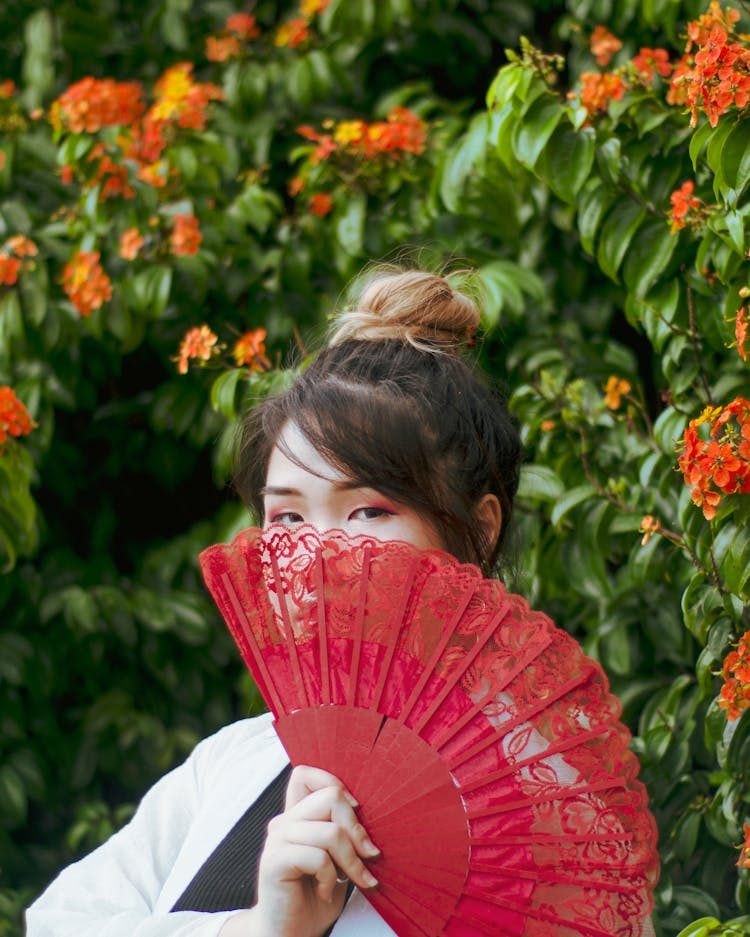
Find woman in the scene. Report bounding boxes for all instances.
[26,267,656,937]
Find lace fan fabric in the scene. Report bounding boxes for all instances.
[199,525,659,937]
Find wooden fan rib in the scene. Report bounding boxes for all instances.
[347,545,371,707]
[457,721,619,795]
[314,547,330,706]
[221,573,287,717]
[445,668,594,772]
[269,551,307,709]
[460,886,618,937]
[470,831,635,847]
[469,862,647,895]
[410,602,513,735]
[431,630,556,751]
[370,555,422,713]
[395,584,479,726]
[466,777,627,819]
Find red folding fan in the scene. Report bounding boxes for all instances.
[199,525,658,937]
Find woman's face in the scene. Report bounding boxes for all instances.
[262,422,443,552]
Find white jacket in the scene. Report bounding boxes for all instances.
[25,713,394,937]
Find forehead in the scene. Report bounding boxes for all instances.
[266,421,350,487]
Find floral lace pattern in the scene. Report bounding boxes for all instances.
[200,525,659,937]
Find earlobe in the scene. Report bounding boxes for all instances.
[475,493,502,555]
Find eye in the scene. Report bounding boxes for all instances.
[268,511,305,525]
[350,506,394,521]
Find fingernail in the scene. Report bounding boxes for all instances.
[344,790,359,808]
[363,837,380,856]
[363,870,379,888]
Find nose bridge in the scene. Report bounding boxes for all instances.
[306,495,344,533]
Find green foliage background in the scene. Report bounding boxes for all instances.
[2,2,750,936]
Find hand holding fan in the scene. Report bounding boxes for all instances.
[199,524,658,937]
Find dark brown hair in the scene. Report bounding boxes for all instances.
[233,268,521,574]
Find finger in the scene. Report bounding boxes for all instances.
[270,819,379,892]
[261,842,340,903]
[285,765,358,810]
[280,787,380,860]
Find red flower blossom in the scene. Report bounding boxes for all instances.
[233,328,269,369]
[737,823,750,869]
[677,397,750,519]
[300,0,331,14]
[119,228,144,260]
[275,18,309,48]
[174,325,219,374]
[0,253,20,286]
[0,80,17,99]
[638,515,661,546]
[226,13,261,39]
[50,77,146,133]
[668,180,702,233]
[309,193,333,217]
[590,26,622,67]
[206,35,242,62]
[604,375,631,410]
[6,235,37,258]
[574,71,626,119]
[739,306,750,363]
[632,47,672,82]
[0,386,34,446]
[62,250,113,317]
[170,214,202,256]
[150,63,224,132]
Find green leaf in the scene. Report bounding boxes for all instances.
[712,522,750,595]
[550,483,597,528]
[210,369,243,420]
[689,121,713,172]
[653,406,687,455]
[725,210,745,255]
[622,217,678,297]
[517,464,565,502]
[440,114,490,213]
[538,123,595,204]
[720,119,750,197]
[512,93,564,170]
[335,191,366,256]
[596,201,647,282]
[577,180,616,255]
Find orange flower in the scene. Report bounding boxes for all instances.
[0,253,20,286]
[309,192,333,217]
[226,13,261,39]
[233,328,269,369]
[288,175,305,196]
[737,823,750,869]
[0,386,34,446]
[540,419,555,432]
[677,397,750,519]
[604,375,631,409]
[0,151,5,172]
[174,325,219,374]
[62,250,112,317]
[49,77,146,133]
[668,180,702,233]
[632,47,672,82]
[150,63,223,131]
[206,35,242,62]
[119,228,144,260]
[736,305,749,361]
[170,214,202,256]
[301,0,331,14]
[590,26,622,67]
[669,6,750,127]
[6,235,38,258]
[275,18,310,48]
[638,515,661,546]
[574,71,626,119]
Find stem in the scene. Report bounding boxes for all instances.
[685,281,715,406]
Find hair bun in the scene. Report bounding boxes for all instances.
[329,268,480,351]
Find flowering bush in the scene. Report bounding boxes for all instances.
[2,2,750,936]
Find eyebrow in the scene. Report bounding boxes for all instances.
[260,481,369,498]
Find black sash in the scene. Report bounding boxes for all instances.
[171,763,292,913]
